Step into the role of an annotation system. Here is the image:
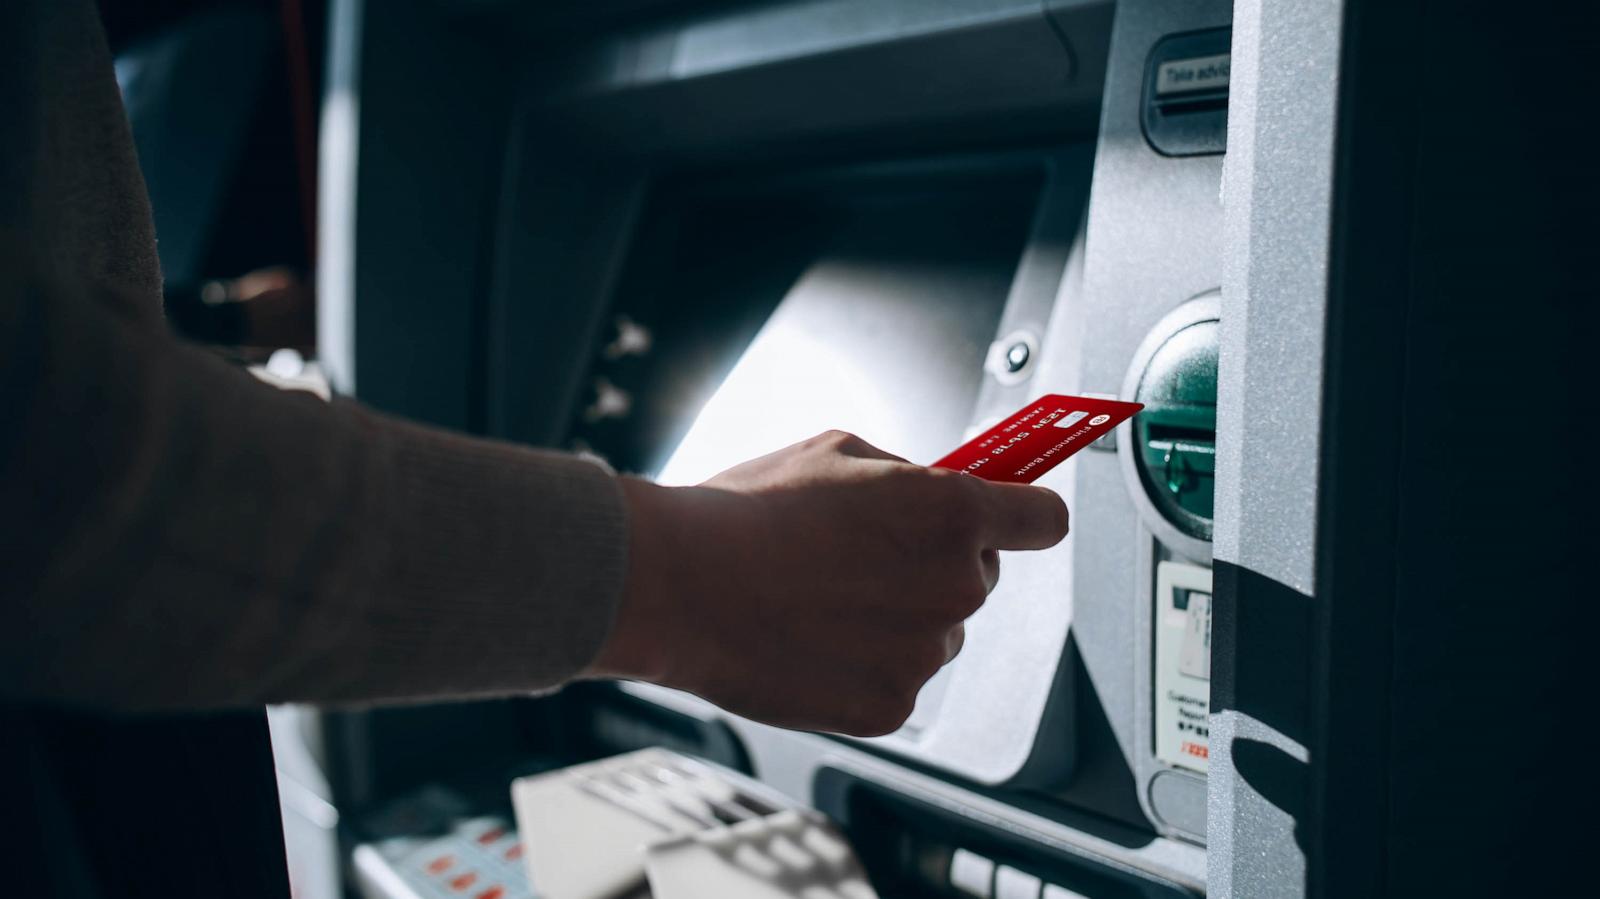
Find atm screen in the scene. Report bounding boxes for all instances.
[569,162,1044,479]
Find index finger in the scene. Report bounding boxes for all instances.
[974,481,1069,550]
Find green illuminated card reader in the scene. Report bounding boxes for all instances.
[1122,294,1222,841]
[1132,317,1218,541]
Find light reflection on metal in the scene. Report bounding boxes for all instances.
[657,259,992,486]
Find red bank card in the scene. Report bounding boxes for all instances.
[933,395,1144,484]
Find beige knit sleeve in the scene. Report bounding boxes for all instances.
[0,258,629,711]
[2,0,628,712]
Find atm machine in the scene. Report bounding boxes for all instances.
[276,0,1584,896]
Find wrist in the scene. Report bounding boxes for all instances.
[591,476,745,686]
[586,477,769,692]
[585,477,672,682]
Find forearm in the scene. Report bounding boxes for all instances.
[0,263,627,711]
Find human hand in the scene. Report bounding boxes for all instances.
[589,430,1069,736]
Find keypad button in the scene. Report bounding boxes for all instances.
[800,826,852,867]
[732,844,783,880]
[766,835,817,872]
[837,880,878,899]
[996,865,1043,899]
[950,848,996,897]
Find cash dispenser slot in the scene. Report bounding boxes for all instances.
[814,769,1199,899]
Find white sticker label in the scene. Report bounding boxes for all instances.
[1154,562,1212,775]
[1179,592,1212,681]
[1155,53,1231,96]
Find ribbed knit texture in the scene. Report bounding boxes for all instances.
[0,0,629,711]
[354,417,630,703]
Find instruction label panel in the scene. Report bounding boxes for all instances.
[1155,561,1212,774]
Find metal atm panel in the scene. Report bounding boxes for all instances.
[620,147,1096,787]
[312,0,1234,893]
[1058,0,1232,845]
